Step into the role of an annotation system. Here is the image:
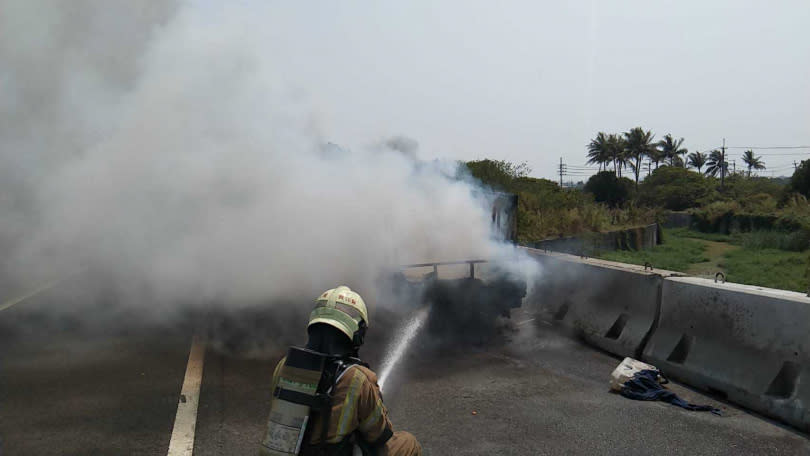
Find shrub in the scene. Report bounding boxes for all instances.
[789,159,810,198]
[639,167,713,210]
[465,159,530,191]
[511,176,560,195]
[740,193,778,213]
[465,159,655,242]
[583,171,633,208]
[724,175,785,201]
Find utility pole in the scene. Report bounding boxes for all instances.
[558,157,566,188]
[720,138,726,189]
[795,161,799,171]
[646,160,651,178]
[732,160,736,175]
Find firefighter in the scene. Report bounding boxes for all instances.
[260,285,422,456]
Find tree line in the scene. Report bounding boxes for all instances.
[463,155,810,241]
[586,128,766,187]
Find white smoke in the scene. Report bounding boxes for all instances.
[2,1,539,314]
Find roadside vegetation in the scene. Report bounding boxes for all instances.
[464,159,655,243]
[464,128,810,292]
[598,231,707,272]
[598,228,808,293]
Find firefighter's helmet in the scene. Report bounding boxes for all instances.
[308,285,369,347]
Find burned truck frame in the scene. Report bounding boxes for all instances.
[390,260,526,344]
[385,194,523,344]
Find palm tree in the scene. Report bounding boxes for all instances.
[704,149,728,177]
[607,133,627,177]
[741,149,766,177]
[687,151,707,173]
[586,132,612,171]
[623,127,655,189]
[658,134,688,166]
[647,146,665,169]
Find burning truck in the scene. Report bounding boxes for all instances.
[383,191,525,344]
[387,260,527,345]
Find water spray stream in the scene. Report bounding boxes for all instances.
[377,306,430,392]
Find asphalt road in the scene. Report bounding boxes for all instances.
[0,288,193,455]
[2,295,808,455]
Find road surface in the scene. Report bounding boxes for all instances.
[1,291,808,455]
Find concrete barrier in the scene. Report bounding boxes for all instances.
[643,277,810,431]
[662,211,693,229]
[523,248,675,359]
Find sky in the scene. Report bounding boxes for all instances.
[0,0,542,305]
[235,0,810,180]
[0,0,805,312]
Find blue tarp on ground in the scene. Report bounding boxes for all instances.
[621,370,722,415]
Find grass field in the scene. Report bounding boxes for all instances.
[597,228,809,292]
[598,233,708,272]
[723,248,808,292]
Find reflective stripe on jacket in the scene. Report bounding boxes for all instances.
[270,357,394,446]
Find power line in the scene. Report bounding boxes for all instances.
[726,154,810,160]
[768,165,798,171]
[691,147,809,156]
[721,138,726,189]
[691,147,722,153]
[727,152,809,157]
[726,146,810,150]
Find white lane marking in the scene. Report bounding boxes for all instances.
[516,318,536,327]
[167,336,206,456]
[0,278,63,312]
[0,268,87,313]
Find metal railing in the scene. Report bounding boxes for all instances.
[401,259,489,279]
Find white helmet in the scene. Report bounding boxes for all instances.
[308,285,369,345]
